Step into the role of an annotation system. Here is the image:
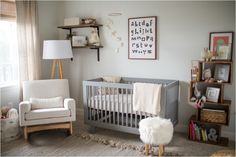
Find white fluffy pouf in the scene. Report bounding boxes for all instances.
[139,117,174,145]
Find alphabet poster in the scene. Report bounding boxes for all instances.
[128,16,157,60]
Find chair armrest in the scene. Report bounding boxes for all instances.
[64,98,76,121]
[19,101,31,126]
[19,101,31,113]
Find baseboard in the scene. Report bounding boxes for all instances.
[174,124,235,141]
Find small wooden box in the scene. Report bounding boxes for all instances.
[200,109,227,124]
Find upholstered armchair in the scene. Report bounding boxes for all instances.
[19,79,76,140]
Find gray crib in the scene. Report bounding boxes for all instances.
[83,77,179,135]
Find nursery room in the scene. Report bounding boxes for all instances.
[0,0,235,156]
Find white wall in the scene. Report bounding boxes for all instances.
[38,1,235,140]
[0,86,19,109]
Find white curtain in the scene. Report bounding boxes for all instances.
[16,0,41,100]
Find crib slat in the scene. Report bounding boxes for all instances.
[100,86,103,122]
[126,88,128,127]
[113,88,115,124]
[121,89,124,126]
[88,86,91,121]
[117,88,120,125]
[90,86,93,121]
[95,86,99,121]
[108,88,111,124]
[105,87,107,123]
[130,89,133,127]
[135,111,137,128]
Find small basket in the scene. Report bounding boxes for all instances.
[200,109,227,124]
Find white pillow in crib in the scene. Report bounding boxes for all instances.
[30,96,63,110]
[97,76,121,95]
[102,76,121,83]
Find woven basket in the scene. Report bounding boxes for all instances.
[200,109,226,124]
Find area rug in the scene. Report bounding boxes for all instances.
[211,149,236,157]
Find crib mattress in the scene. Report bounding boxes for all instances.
[89,94,133,113]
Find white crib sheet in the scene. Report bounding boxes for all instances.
[89,94,133,113]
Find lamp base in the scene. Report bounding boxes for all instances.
[51,59,63,79]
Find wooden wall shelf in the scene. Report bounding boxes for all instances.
[58,24,103,61]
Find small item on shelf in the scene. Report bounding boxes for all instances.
[191,60,199,81]
[81,17,96,24]
[200,108,227,124]
[190,97,197,102]
[203,68,212,80]
[89,28,100,46]
[201,48,213,61]
[64,17,80,26]
[193,83,201,98]
[194,96,206,109]
[72,36,88,47]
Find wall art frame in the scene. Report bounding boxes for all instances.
[209,31,234,60]
[128,16,157,60]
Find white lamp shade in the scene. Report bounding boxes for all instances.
[43,40,73,59]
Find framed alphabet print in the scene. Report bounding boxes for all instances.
[209,32,234,60]
[128,16,157,60]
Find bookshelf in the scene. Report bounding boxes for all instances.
[189,59,233,146]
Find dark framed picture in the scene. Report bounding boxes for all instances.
[206,87,220,103]
[214,64,230,82]
[128,16,157,60]
[209,31,234,60]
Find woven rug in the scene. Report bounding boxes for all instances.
[211,149,236,157]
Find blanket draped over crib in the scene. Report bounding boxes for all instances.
[133,83,162,115]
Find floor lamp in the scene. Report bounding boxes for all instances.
[43,40,73,79]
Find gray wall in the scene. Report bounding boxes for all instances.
[39,1,235,140]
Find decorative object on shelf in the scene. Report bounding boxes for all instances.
[64,17,80,26]
[193,83,201,98]
[89,28,100,46]
[206,87,220,103]
[43,40,73,79]
[128,16,157,60]
[200,108,227,124]
[191,60,199,81]
[201,48,213,61]
[203,68,212,82]
[209,31,234,60]
[214,64,230,82]
[81,17,96,24]
[72,36,87,47]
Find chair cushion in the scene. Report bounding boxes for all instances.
[30,97,63,110]
[25,108,70,120]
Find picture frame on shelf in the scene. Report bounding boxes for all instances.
[128,16,157,60]
[206,87,220,103]
[72,36,87,47]
[209,31,234,60]
[214,64,230,82]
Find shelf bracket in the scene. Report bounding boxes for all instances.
[97,48,100,62]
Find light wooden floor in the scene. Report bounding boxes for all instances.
[1,110,235,156]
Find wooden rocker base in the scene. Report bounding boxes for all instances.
[23,122,73,140]
[144,144,165,157]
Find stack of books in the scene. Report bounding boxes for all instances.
[189,120,214,142]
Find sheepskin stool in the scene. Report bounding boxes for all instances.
[139,117,174,156]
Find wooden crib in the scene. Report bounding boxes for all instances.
[83,77,179,134]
